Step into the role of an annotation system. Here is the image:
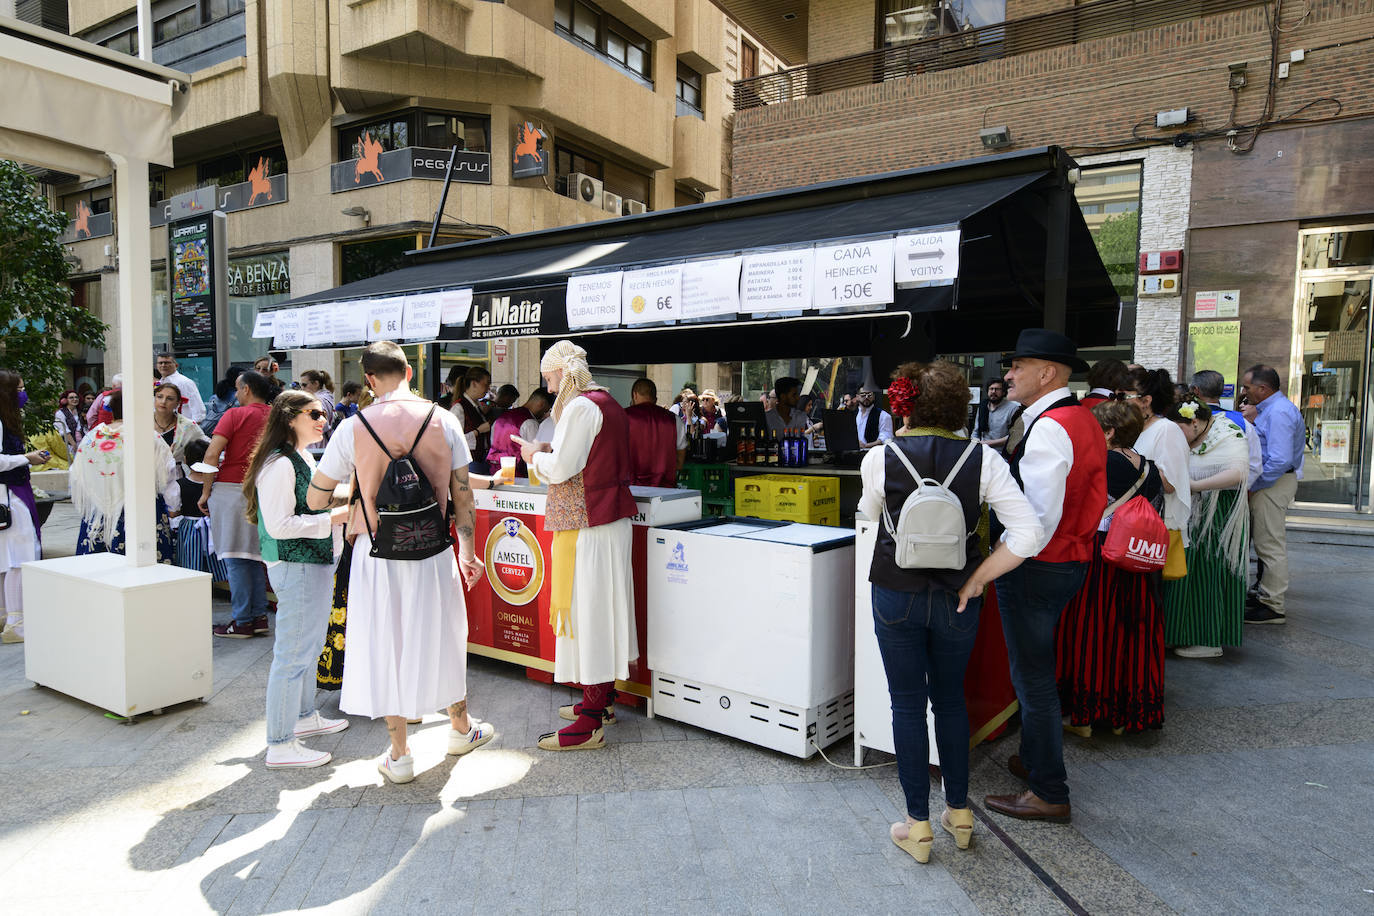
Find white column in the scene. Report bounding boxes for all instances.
[109,153,158,568]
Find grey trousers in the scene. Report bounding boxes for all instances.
[1249,472,1298,614]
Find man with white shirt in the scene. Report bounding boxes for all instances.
[974,380,1018,449]
[764,376,813,437]
[156,354,206,423]
[983,329,1106,825]
[855,384,894,449]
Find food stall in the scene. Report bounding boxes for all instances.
[261,145,1118,749]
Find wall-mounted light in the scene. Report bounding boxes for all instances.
[1227,61,1247,90]
[341,205,370,226]
[979,126,1012,150]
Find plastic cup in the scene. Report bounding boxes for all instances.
[500,456,517,482]
[527,462,541,486]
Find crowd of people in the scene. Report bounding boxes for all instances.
[859,329,1306,866]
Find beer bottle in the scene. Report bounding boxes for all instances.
[745,424,757,465]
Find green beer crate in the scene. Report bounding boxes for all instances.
[677,462,731,498]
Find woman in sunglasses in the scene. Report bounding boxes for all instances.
[242,391,352,768]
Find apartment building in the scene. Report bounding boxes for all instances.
[53,0,728,397]
[723,0,1374,511]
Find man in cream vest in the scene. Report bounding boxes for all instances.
[307,341,495,784]
[520,340,638,750]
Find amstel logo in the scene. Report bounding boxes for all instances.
[631,294,646,314]
[485,516,545,605]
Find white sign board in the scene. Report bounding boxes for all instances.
[566,272,623,329]
[680,256,742,320]
[1217,289,1240,318]
[813,238,895,309]
[303,305,333,347]
[251,310,276,339]
[1194,290,1218,319]
[621,266,682,325]
[271,308,303,348]
[402,294,443,341]
[366,298,405,342]
[894,229,960,285]
[331,301,369,344]
[740,249,813,314]
[439,288,473,326]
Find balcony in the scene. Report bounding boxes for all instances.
[733,0,1266,109]
[674,0,724,75]
[60,207,113,244]
[673,111,719,193]
[152,10,247,74]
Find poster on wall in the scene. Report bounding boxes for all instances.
[1194,290,1218,319]
[1185,320,1241,390]
[1320,421,1351,464]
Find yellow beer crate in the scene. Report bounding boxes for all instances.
[733,475,780,518]
[768,476,840,526]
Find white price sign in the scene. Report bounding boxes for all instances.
[740,249,813,314]
[272,309,303,348]
[250,310,276,339]
[680,256,742,320]
[402,294,443,340]
[331,301,369,344]
[621,266,682,325]
[813,238,895,309]
[894,229,960,286]
[303,305,333,347]
[366,298,405,342]
[566,272,623,329]
[439,288,473,326]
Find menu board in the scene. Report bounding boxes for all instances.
[403,294,443,341]
[740,250,813,314]
[366,298,405,342]
[303,305,333,347]
[680,257,742,320]
[813,238,895,309]
[331,301,369,345]
[272,308,303,348]
[621,266,682,326]
[567,272,622,330]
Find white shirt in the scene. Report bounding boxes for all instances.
[858,437,1044,560]
[531,395,603,486]
[256,450,333,567]
[675,413,688,450]
[855,406,895,447]
[765,406,810,435]
[449,395,486,452]
[1009,387,1078,557]
[1134,416,1193,543]
[320,390,472,483]
[536,414,556,444]
[162,370,206,423]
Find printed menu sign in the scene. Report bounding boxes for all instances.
[680,257,742,320]
[566,272,622,330]
[813,238,895,309]
[621,266,682,326]
[740,250,813,314]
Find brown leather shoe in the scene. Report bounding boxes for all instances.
[983,790,1071,823]
[1007,754,1029,781]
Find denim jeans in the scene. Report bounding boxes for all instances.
[994,559,1088,805]
[266,561,334,746]
[872,583,983,821]
[222,557,267,627]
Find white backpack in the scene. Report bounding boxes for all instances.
[880,438,979,570]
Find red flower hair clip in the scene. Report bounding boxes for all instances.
[887,377,919,418]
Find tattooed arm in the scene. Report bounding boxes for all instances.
[451,466,482,587]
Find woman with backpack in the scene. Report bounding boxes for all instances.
[242,390,351,768]
[1055,400,1167,737]
[858,361,1042,865]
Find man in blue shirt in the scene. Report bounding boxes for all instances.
[1240,365,1306,624]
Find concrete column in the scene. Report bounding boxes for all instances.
[98,270,122,379]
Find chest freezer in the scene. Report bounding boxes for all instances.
[647,517,855,758]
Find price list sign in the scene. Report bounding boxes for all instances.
[813,238,895,309]
[740,250,813,314]
[621,266,682,325]
[680,256,742,320]
[366,298,405,341]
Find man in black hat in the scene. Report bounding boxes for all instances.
[984,328,1106,824]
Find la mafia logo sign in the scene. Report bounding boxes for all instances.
[470,292,545,338]
[485,517,545,605]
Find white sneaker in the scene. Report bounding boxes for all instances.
[266,739,332,769]
[295,710,349,738]
[1173,645,1223,659]
[447,718,496,756]
[378,749,415,784]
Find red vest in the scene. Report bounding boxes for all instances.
[546,390,637,531]
[1023,405,1107,563]
[625,402,679,489]
[1080,394,1109,410]
[487,406,532,473]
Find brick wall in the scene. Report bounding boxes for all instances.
[807,0,877,63]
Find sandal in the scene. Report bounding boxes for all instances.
[941,806,974,849]
[890,817,933,864]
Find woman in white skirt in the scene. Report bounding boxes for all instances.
[0,370,50,644]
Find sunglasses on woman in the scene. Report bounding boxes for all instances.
[303,408,327,420]
[1110,391,1142,401]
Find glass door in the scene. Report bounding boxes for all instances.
[1293,225,1374,508]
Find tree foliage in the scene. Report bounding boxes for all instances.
[0,160,106,436]
[1090,209,1141,301]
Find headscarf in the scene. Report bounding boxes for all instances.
[540,340,604,421]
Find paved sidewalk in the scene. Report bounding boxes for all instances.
[1,505,1371,914]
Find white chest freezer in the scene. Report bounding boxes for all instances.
[646,517,855,758]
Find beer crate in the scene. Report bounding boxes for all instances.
[733,475,780,518]
[768,476,840,526]
[702,497,734,518]
[677,463,732,498]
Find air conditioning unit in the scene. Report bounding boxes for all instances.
[623,199,647,215]
[565,172,602,207]
[602,191,623,215]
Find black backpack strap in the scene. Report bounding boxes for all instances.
[408,404,439,455]
[353,407,394,458]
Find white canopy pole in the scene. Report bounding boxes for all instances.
[108,152,158,568]
[136,1,152,61]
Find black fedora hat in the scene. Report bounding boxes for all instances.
[1001,328,1090,373]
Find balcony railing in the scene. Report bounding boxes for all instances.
[152,10,246,73]
[733,0,1265,110]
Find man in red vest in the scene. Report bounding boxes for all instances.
[984,329,1106,824]
[486,389,551,477]
[625,378,686,488]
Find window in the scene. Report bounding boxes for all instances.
[205,0,246,19]
[676,61,703,114]
[338,110,489,162]
[154,5,199,43]
[554,0,653,81]
[419,113,489,153]
[555,144,603,195]
[194,145,287,189]
[740,41,758,80]
[101,29,136,55]
[555,141,650,205]
[339,114,409,161]
[877,0,1006,47]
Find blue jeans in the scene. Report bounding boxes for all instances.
[266,562,334,746]
[872,583,982,821]
[222,557,267,627]
[994,559,1088,805]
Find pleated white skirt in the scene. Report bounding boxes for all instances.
[554,517,637,686]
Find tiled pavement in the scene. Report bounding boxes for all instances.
[1,504,1371,914]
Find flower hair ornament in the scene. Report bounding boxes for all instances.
[887,377,919,418]
[1177,402,1197,420]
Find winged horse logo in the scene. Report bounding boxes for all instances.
[354,133,385,184]
[514,122,544,167]
[73,200,92,239]
[247,157,273,205]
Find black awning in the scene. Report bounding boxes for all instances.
[272,146,1119,364]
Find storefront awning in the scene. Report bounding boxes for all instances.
[268,146,1120,367]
